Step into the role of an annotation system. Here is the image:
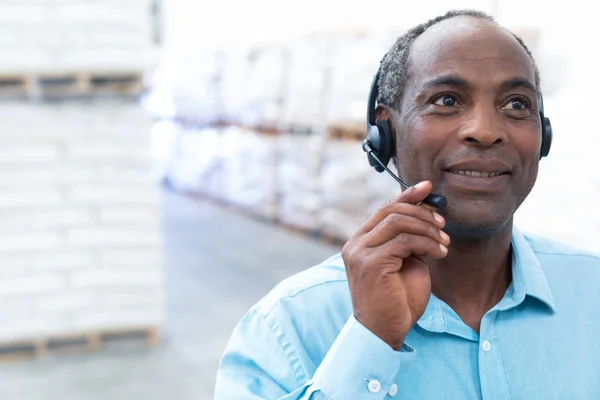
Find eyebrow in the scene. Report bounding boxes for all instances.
[421,74,537,94]
[500,77,537,93]
[421,75,471,90]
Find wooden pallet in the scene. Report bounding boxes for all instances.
[275,221,346,248]
[0,326,160,363]
[318,231,348,247]
[231,124,281,136]
[210,197,278,225]
[0,71,144,99]
[162,181,279,225]
[283,124,322,135]
[164,180,346,247]
[0,74,29,98]
[276,221,321,239]
[326,122,366,141]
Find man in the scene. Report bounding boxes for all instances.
[215,9,600,399]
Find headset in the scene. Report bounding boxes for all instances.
[362,64,553,210]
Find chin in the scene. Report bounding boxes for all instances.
[444,219,511,241]
[442,203,514,240]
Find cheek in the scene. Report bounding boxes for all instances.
[512,125,542,176]
[511,116,542,145]
[519,153,539,193]
[395,118,450,178]
[504,123,541,203]
[395,122,423,171]
[515,162,539,209]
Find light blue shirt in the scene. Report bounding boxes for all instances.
[214,227,600,399]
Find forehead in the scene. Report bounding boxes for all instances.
[405,17,536,91]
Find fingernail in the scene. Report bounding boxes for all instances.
[439,244,448,254]
[440,230,449,241]
[434,213,444,224]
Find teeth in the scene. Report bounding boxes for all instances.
[449,170,504,178]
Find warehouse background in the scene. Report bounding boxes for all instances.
[0,0,597,399]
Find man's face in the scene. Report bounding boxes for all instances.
[392,17,542,238]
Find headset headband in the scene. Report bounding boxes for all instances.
[367,69,381,126]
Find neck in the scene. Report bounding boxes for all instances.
[427,221,514,334]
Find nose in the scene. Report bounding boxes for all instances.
[457,105,507,148]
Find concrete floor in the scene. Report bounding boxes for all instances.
[0,189,340,400]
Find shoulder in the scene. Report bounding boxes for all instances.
[250,253,351,319]
[240,253,353,375]
[521,230,600,287]
[217,254,352,393]
[519,231,600,316]
[523,231,600,265]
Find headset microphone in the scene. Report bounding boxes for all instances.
[362,140,447,210]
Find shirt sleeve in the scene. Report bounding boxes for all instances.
[311,315,416,398]
[215,309,324,400]
[215,310,417,399]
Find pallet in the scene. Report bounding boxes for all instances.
[318,231,348,247]
[0,71,144,100]
[282,124,322,135]
[231,124,281,136]
[275,221,346,248]
[326,122,366,141]
[276,221,322,239]
[164,181,346,247]
[0,326,160,363]
[158,120,282,137]
[0,74,29,98]
[210,197,278,225]
[163,181,279,225]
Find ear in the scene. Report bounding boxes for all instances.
[375,104,392,123]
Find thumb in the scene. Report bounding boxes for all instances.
[395,181,434,205]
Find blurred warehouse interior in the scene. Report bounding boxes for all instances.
[0,0,597,399]
[147,0,599,251]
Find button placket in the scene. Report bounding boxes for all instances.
[481,340,492,352]
[478,310,510,399]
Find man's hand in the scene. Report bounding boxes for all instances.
[341,181,450,350]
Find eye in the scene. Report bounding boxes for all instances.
[502,97,530,111]
[433,94,459,107]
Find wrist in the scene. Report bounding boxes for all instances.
[353,313,409,352]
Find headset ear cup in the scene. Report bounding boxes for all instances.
[540,116,552,158]
[365,125,385,172]
[376,120,395,168]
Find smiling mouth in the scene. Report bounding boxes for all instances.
[447,170,508,178]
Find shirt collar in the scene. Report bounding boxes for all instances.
[507,226,555,312]
[416,226,555,333]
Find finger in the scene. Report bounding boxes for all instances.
[397,181,434,204]
[378,233,449,261]
[364,213,450,248]
[359,234,448,275]
[418,201,439,214]
[361,200,445,234]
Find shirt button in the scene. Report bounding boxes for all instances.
[482,340,492,352]
[367,379,381,393]
[388,383,398,396]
